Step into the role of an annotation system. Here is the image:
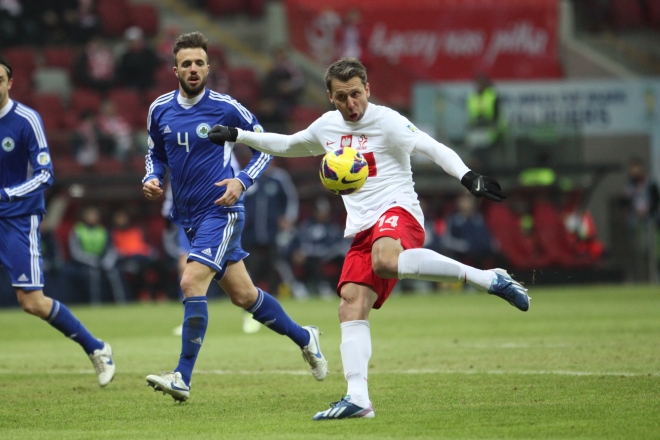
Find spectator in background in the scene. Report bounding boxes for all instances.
[258,47,305,134]
[68,0,100,44]
[465,73,504,169]
[157,25,181,63]
[39,0,78,44]
[68,205,125,304]
[74,35,115,92]
[338,8,364,60]
[442,193,499,271]
[97,99,134,161]
[290,197,347,299]
[206,46,230,95]
[69,110,108,168]
[622,157,659,282]
[242,165,299,297]
[116,26,160,91]
[111,209,165,302]
[0,0,25,46]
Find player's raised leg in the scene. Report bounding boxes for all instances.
[146,260,212,402]
[397,248,530,311]
[219,260,328,381]
[16,288,115,386]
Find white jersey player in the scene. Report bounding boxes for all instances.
[209,58,530,420]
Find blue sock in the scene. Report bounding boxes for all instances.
[46,300,104,355]
[247,288,309,348]
[175,296,208,386]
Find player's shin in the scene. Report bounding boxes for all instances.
[397,248,495,290]
[340,320,371,408]
[46,300,104,354]
[175,296,208,386]
[247,288,309,347]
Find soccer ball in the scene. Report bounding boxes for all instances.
[319,147,369,195]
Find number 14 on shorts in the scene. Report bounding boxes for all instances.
[377,214,398,231]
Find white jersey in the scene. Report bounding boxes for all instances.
[237,103,470,237]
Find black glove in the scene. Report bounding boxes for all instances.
[208,125,238,144]
[461,171,507,202]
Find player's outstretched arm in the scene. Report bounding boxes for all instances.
[460,171,507,202]
[143,178,163,201]
[209,125,324,158]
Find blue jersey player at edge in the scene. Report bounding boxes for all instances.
[142,32,327,402]
[0,56,115,387]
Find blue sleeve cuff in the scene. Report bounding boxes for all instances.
[142,174,162,185]
[0,189,10,202]
[236,172,253,191]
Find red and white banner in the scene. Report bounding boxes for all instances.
[285,0,562,108]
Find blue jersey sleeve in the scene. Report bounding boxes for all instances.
[143,107,169,185]
[0,113,53,203]
[228,106,272,191]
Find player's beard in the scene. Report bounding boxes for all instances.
[179,74,207,97]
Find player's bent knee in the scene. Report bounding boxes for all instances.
[16,292,46,317]
[228,288,256,309]
[371,256,398,279]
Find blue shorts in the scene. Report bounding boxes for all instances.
[0,214,44,290]
[185,210,248,280]
[177,225,190,255]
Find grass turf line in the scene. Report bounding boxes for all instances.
[0,285,658,439]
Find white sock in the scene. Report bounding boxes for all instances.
[397,248,496,290]
[340,320,371,408]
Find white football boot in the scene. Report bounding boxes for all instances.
[89,342,115,387]
[301,326,328,381]
[146,371,190,402]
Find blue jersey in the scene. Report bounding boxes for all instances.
[0,99,54,218]
[143,89,272,228]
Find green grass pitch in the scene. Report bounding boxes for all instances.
[1,285,658,439]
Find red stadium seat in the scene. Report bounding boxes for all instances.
[130,155,147,175]
[205,0,245,16]
[52,156,88,178]
[108,88,143,128]
[9,80,33,107]
[33,94,65,130]
[41,47,77,75]
[70,88,102,114]
[97,0,131,37]
[608,0,645,30]
[46,130,70,157]
[532,201,594,268]
[227,67,260,109]
[155,65,177,90]
[3,47,37,80]
[207,46,228,68]
[484,203,552,270]
[246,0,265,16]
[288,105,323,133]
[129,4,160,37]
[93,157,126,175]
[108,88,142,108]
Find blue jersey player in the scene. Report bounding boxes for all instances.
[142,32,327,402]
[0,56,115,387]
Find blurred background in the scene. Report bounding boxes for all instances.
[1,0,658,306]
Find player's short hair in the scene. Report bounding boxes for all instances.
[172,32,209,66]
[0,56,12,80]
[325,58,367,93]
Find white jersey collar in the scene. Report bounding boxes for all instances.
[177,89,206,109]
[0,99,13,119]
